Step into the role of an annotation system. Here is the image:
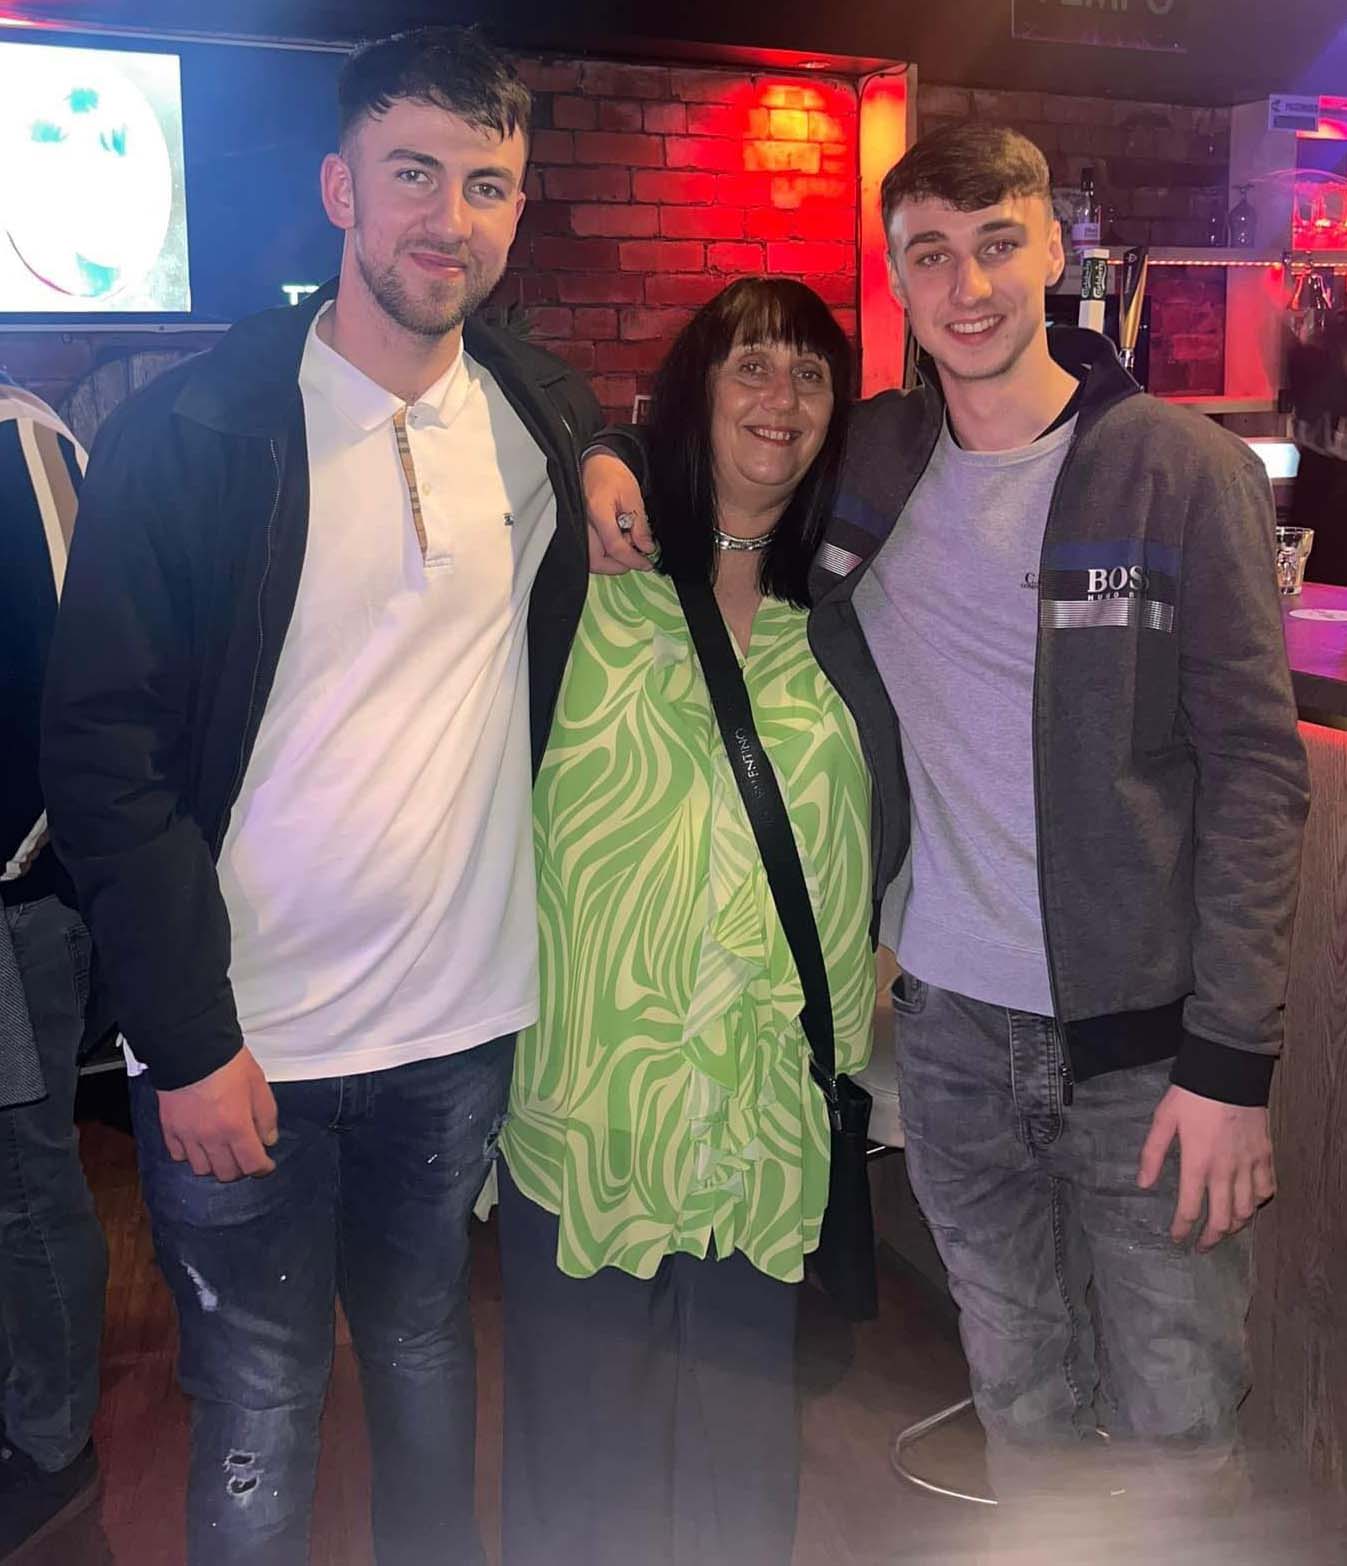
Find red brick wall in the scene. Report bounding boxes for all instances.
[0,66,1237,417]
[503,59,859,421]
[918,83,1231,395]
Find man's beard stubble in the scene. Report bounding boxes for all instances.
[357,241,501,340]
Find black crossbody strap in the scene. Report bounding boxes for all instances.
[673,576,838,1097]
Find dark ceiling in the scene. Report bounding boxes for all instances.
[8,0,1347,106]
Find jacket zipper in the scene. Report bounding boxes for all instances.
[214,438,282,857]
[1030,409,1117,1111]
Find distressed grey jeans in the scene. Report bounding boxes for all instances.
[131,1033,513,1566]
[891,976,1251,1505]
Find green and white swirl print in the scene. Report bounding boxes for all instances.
[502,568,874,1283]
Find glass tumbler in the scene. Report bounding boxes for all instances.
[1275,526,1315,595]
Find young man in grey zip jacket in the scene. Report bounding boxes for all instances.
[584,124,1309,1514]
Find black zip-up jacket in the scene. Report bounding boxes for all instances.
[598,328,1309,1107]
[41,283,601,1090]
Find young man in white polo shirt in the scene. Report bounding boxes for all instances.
[42,28,600,1565]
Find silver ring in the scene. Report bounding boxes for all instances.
[616,510,639,534]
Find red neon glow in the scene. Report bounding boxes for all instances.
[858,70,910,397]
[1297,95,1347,141]
[1292,171,1347,252]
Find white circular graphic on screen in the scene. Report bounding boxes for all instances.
[1,61,171,300]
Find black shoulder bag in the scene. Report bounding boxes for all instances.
[674,576,879,1322]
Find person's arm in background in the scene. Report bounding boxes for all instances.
[1137,450,1310,1250]
[40,406,277,1182]
[582,424,656,573]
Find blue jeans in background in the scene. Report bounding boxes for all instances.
[130,1033,514,1566]
[892,976,1251,1505]
[0,895,106,1472]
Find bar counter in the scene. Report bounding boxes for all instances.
[1247,581,1347,1494]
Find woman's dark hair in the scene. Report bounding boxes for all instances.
[648,278,852,609]
[338,26,531,149]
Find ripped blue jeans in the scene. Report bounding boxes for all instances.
[129,1034,514,1566]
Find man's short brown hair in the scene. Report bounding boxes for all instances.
[880,123,1052,237]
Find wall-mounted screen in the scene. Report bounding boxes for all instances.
[0,40,189,314]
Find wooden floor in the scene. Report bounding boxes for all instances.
[29,1110,1347,1565]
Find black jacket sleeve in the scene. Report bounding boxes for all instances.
[40,406,243,1091]
[586,422,651,490]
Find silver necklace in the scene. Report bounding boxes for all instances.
[713,525,775,553]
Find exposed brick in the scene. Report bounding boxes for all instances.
[531,130,575,164]
[1168,332,1223,362]
[770,175,851,209]
[820,146,853,176]
[592,375,640,412]
[633,170,718,204]
[646,272,728,307]
[800,272,857,305]
[597,339,670,373]
[766,240,848,274]
[759,84,813,110]
[574,307,619,340]
[971,89,1045,122]
[557,272,645,304]
[547,339,597,373]
[833,307,858,339]
[533,236,622,271]
[516,201,573,237]
[515,270,560,305]
[808,111,851,145]
[666,136,744,173]
[744,141,822,174]
[574,132,665,168]
[571,203,660,237]
[716,173,776,207]
[599,99,645,133]
[670,68,744,104]
[643,102,688,135]
[551,95,597,130]
[745,206,855,241]
[769,108,810,141]
[919,85,972,118]
[523,169,544,201]
[708,241,765,273]
[516,59,582,93]
[528,307,574,339]
[579,62,670,100]
[620,306,695,341]
[1041,95,1108,126]
[543,167,631,202]
[687,103,771,139]
[619,239,705,272]
[660,206,745,239]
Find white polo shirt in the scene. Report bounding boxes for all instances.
[212,310,558,1080]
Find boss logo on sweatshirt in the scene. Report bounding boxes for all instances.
[1037,541,1178,633]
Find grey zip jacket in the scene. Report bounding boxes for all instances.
[807,327,1309,1107]
[600,325,1308,1106]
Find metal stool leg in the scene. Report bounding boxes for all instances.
[891,1396,998,1507]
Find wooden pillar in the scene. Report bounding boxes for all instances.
[1247,719,1347,1493]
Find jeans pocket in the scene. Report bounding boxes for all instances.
[889,970,928,1015]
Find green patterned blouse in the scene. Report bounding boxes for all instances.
[502,568,873,1283]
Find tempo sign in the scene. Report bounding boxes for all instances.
[1011,0,1188,53]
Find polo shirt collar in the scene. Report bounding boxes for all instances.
[301,305,468,433]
